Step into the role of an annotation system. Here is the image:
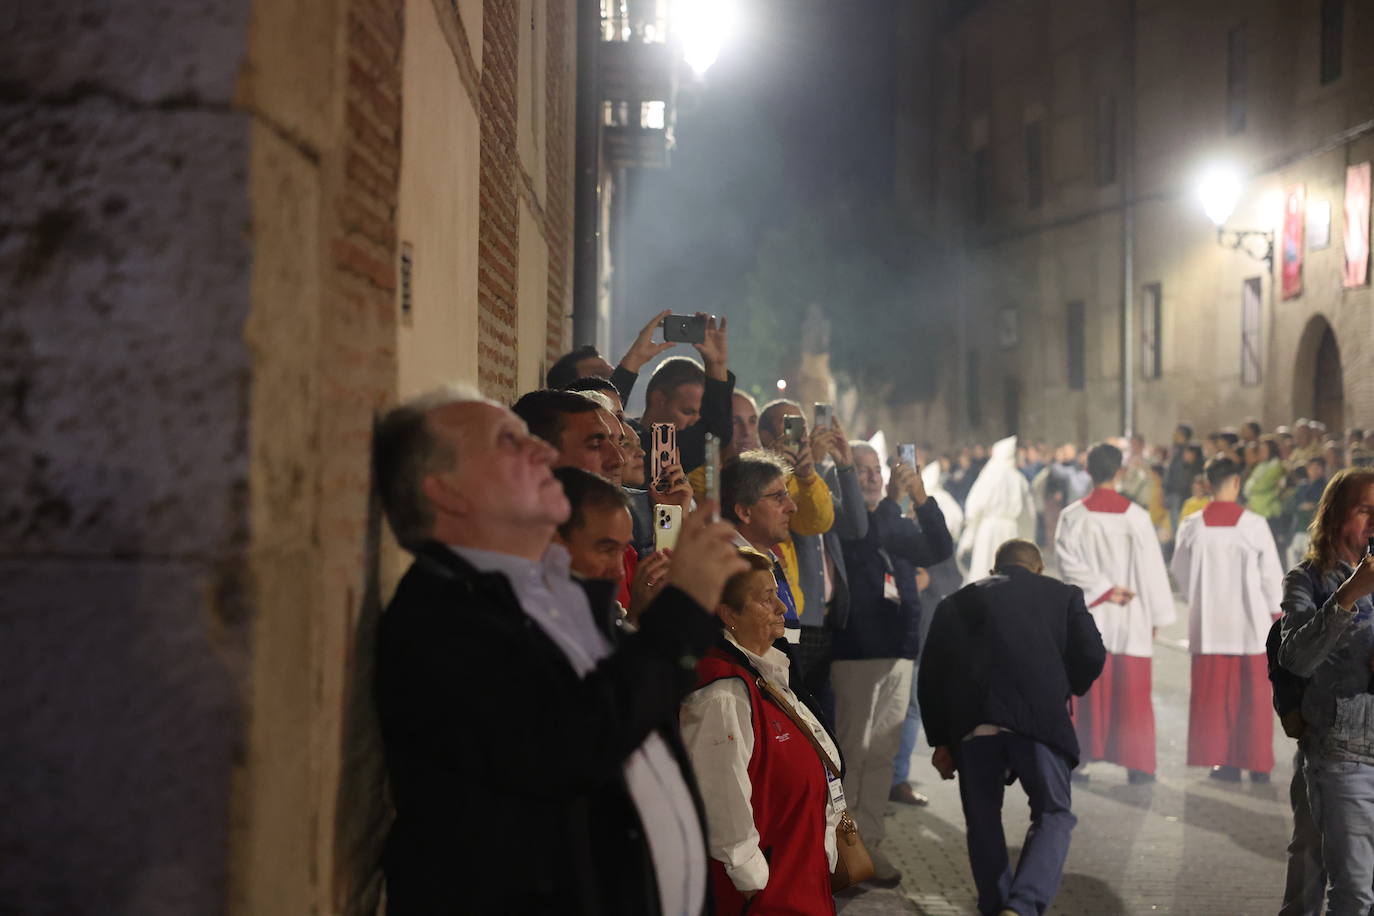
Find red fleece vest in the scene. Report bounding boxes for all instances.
[695,647,835,916]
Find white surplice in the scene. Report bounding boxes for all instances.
[1170,505,1285,656]
[958,436,1035,584]
[1054,492,1175,657]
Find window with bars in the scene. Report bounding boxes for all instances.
[1226,24,1247,134]
[966,350,982,427]
[1025,121,1044,210]
[1096,95,1117,187]
[1241,277,1262,386]
[1320,0,1343,85]
[1067,301,1085,390]
[1141,283,1162,380]
[973,148,990,223]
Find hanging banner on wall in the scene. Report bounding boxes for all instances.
[1282,184,1306,300]
[1344,162,1370,288]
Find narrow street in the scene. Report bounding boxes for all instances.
[841,601,1295,916]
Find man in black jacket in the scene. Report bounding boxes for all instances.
[918,539,1105,916]
[372,385,746,915]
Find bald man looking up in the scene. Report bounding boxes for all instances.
[917,539,1105,916]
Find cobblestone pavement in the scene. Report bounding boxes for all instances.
[837,602,1295,916]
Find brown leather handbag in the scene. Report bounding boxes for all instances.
[755,678,875,891]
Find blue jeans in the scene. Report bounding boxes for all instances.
[892,668,921,785]
[1307,754,1374,915]
[955,733,1077,916]
[1280,748,1325,916]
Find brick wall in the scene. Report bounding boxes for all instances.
[476,0,521,400]
[321,0,404,912]
[545,0,574,365]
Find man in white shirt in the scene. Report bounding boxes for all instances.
[1054,442,1175,783]
[373,385,746,915]
[1171,456,1285,781]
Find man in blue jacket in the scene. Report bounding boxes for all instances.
[832,441,954,886]
[918,539,1105,916]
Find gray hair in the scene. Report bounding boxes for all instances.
[850,441,878,462]
[573,389,615,413]
[721,449,790,523]
[373,383,491,550]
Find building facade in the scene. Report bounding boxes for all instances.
[895,0,1374,449]
[2,1,576,913]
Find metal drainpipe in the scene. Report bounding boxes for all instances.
[571,0,601,348]
[1119,0,1137,437]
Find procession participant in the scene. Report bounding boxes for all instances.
[958,435,1036,586]
[1171,457,1285,781]
[1054,442,1175,783]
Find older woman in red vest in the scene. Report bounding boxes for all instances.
[681,549,842,915]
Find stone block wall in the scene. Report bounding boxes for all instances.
[2,0,578,912]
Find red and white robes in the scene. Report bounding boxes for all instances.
[1054,487,1176,774]
[1170,501,1285,773]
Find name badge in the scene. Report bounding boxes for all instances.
[827,771,847,812]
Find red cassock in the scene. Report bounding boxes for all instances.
[696,648,835,916]
[1171,502,1285,773]
[1057,488,1176,775]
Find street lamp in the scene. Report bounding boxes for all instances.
[677,0,736,77]
[1197,165,1274,269]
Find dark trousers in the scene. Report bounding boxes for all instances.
[955,733,1077,916]
[794,625,834,727]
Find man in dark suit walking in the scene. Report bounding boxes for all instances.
[917,539,1105,916]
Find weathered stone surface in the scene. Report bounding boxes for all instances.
[0,559,241,915]
[4,2,250,104]
[0,103,253,558]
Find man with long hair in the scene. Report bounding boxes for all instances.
[1278,467,1374,914]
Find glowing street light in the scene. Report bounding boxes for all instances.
[677,0,737,77]
[776,379,787,392]
[1196,163,1273,269]
[1198,165,1242,227]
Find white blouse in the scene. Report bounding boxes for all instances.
[680,633,841,893]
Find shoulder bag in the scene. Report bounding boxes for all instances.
[754,677,875,891]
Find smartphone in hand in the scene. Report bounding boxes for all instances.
[654,504,683,552]
[898,443,917,469]
[651,423,678,492]
[783,415,807,449]
[661,314,707,344]
[813,403,834,428]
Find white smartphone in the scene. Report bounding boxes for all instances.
[813,403,834,428]
[654,504,683,552]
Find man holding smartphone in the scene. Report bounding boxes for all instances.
[636,315,735,478]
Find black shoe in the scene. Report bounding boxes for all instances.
[889,782,930,806]
[1209,766,1242,782]
[1127,769,1156,784]
[1249,770,1271,784]
[865,872,903,889]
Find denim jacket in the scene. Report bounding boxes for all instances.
[1279,560,1374,764]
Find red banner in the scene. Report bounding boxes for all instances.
[1282,184,1305,300]
[1345,163,1370,288]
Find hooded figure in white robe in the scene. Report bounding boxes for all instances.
[922,460,964,543]
[957,436,1035,584]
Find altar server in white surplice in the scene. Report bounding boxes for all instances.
[1054,441,1175,782]
[959,436,1035,585]
[1170,456,1285,781]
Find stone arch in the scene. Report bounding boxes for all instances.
[1292,314,1345,431]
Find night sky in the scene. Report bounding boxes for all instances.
[618,0,900,378]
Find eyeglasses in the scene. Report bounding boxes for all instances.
[758,488,790,504]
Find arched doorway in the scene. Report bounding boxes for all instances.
[1293,315,1345,430]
